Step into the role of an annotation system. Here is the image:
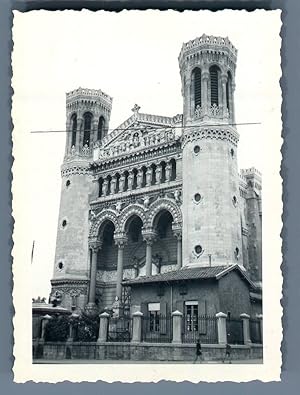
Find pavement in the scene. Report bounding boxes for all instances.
[34,359,263,364]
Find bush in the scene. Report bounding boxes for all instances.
[44,315,69,342]
[74,313,99,342]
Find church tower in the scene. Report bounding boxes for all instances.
[51,88,112,310]
[179,35,242,267]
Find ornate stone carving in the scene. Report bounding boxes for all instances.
[119,203,147,232]
[146,197,182,228]
[182,127,239,148]
[89,208,119,237]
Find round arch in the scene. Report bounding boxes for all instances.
[89,209,119,238]
[146,198,182,229]
[119,204,147,233]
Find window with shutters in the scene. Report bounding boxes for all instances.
[83,112,92,147]
[210,65,220,106]
[185,301,199,332]
[148,302,160,332]
[192,67,202,109]
[70,114,77,148]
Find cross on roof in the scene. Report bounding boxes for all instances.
[131,104,141,114]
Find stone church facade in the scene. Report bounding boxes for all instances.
[50,35,262,318]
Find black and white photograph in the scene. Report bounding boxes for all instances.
[12,10,282,382]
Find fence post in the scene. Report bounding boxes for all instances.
[97,312,110,343]
[67,313,79,342]
[40,314,52,341]
[216,312,227,345]
[172,310,183,344]
[131,311,143,343]
[240,313,251,345]
[257,313,263,343]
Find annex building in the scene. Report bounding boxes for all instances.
[50,34,262,324]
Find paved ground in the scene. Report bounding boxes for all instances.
[34,359,263,364]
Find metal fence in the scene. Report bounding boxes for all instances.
[182,315,218,344]
[249,319,262,344]
[226,317,244,345]
[141,315,173,343]
[107,316,133,342]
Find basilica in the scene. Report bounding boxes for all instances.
[50,34,262,320]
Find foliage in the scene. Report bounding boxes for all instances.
[44,315,69,342]
[74,312,99,342]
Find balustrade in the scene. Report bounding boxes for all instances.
[97,159,177,198]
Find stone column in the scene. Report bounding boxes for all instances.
[97,312,110,343]
[216,312,227,345]
[114,235,127,301]
[202,71,209,116]
[240,313,251,345]
[119,174,125,192]
[76,116,83,152]
[174,230,182,270]
[102,179,108,196]
[142,230,157,276]
[131,311,143,343]
[137,169,143,189]
[172,310,183,344]
[110,176,116,195]
[257,314,263,343]
[220,73,228,119]
[86,240,102,313]
[67,313,79,342]
[165,163,172,182]
[40,314,52,340]
[155,164,162,185]
[128,170,134,191]
[146,167,152,186]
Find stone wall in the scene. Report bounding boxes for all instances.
[218,271,252,317]
[34,341,262,362]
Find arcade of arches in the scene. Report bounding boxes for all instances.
[87,209,182,307]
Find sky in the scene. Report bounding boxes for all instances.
[12,10,282,299]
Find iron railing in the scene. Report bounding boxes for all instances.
[107,316,132,342]
[226,317,244,345]
[249,318,262,344]
[182,315,218,344]
[141,315,173,343]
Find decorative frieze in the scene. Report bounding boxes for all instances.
[182,127,239,148]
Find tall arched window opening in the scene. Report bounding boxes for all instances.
[151,164,157,185]
[70,114,77,148]
[226,71,232,112]
[132,169,138,190]
[124,171,129,192]
[170,159,176,181]
[210,66,219,106]
[161,161,166,183]
[83,112,92,147]
[193,68,202,109]
[141,166,147,187]
[106,175,112,195]
[97,116,105,141]
[98,178,104,197]
[115,173,120,193]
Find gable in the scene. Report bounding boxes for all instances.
[93,112,182,162]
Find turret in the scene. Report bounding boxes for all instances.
[50,88,112,311]
[179,35,242,268]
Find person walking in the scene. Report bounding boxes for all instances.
[222,342,232,363]
[193,339,203,364]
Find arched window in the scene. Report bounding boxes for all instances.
[97,116,106,141]
[210,66,220,106]
[226,71,232,111]
[83,112,92,147]
[70,114,77,148]
[192,68,202,108]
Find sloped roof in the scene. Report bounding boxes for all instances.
[122,264,256,288]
